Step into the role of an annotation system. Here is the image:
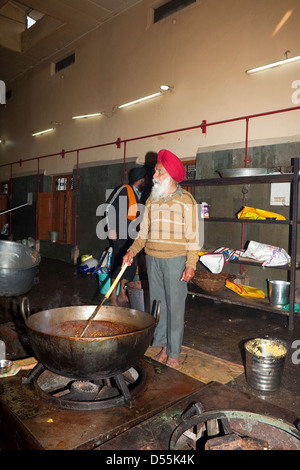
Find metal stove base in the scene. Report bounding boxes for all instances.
[0,357,204,450]
[23,362,147,410]
[98,382,300,451]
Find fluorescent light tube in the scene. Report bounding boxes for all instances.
[160,85,173,91]
[32,128,54,136]
[246,54,300,74]
[72,112,102,119]
[118,92,162,109]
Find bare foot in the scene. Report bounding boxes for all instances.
[109,299,118,306]
[152,347,167,363]
[166,357,179,368]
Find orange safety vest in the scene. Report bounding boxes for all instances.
[124,185,139,221]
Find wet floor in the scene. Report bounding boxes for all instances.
[184,294,300,416]
[1,257,300,420]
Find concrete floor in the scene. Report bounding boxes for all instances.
[1,257,300,423]
[184,295,300,417]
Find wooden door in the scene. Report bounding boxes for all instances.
[0,195,8,230]
[37,191,72,243]
[37,192,53,240]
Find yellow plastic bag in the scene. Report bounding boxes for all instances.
[237,206,285,221]
[225,280,265,298]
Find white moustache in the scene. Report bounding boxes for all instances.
[151,174,171,201]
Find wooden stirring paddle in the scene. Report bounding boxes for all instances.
[79,263,128,337]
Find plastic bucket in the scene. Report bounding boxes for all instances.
[98,272,119,296]
[98,273,111,295]
[245,338,287,392]
[268,280,290,306]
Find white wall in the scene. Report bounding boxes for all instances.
[1,0,300,180]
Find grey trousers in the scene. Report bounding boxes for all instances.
[146,255,187,358]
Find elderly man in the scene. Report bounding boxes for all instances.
[123,149,199,367]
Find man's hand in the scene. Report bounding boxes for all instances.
[180,267,195,282]
[122,250,135,267]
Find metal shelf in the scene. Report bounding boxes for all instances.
[183,173,295,187]
[191,159,299,330]
[229,258,300,270]
[204,217,291,225]
[188,284,289,316]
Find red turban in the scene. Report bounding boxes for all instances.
[157,149,186,183]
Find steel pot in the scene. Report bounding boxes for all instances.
[21,298,160,380]
[0,240,40,296]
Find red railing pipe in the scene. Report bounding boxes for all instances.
[1,105,300,244]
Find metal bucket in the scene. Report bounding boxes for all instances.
[245,338,287,392]
[127,281,150,312]
[49,231,59,243]
[268,280,290,306]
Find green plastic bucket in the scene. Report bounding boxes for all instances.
[98,272,119,295]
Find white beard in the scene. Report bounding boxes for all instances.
[151,174,172,202]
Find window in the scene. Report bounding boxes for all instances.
[1,182,9,195]
[153,0,196,23]
[53,175,73,192]
[26,9,44,29]
[184,160,196,180]
[182,160,196,196]
[27,16,36,28]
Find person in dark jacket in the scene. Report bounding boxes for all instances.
[107,166,146,306]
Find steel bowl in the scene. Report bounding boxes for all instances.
[0,359,13,373]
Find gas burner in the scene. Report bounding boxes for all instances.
[169,402,300,450]
[22,362,146,410]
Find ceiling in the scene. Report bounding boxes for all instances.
[0,0,142,83]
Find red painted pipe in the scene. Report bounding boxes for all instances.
[2,105,299,245]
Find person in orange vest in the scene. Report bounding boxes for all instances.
[108,166,146,306]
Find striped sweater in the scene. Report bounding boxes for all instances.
[129,187,200,270]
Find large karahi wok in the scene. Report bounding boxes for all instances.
[21,298,160,380]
